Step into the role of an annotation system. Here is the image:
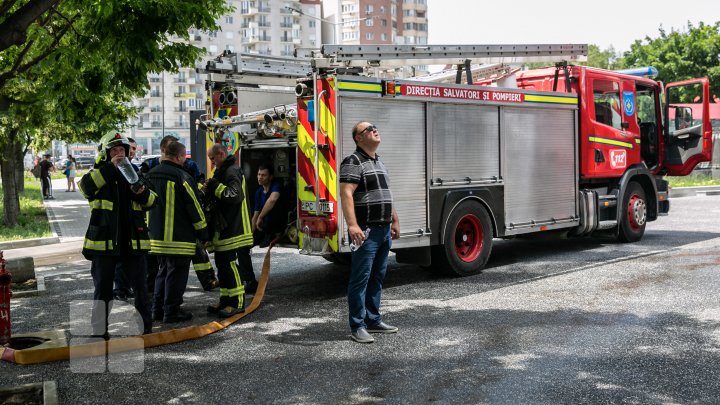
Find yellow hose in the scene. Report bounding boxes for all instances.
[2,244,274,365]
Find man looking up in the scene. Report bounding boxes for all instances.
[339,121,400,344]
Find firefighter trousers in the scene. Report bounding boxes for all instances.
[215,250,245,309]
[153,256,191,316]
[236,246,256,285]
[90,254,152,335]
[146,243,215,292]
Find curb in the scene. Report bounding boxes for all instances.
[0,237,60,251]
[669,186,720,198]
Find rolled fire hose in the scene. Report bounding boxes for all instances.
[1,241,277,365]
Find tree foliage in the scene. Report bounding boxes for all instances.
[619,21,720,99]
[0,0,229,226]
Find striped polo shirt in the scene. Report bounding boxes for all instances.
[339,148,394,228]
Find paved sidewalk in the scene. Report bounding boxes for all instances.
[43,177,89,242]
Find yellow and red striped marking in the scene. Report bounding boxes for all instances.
[297,78,339,251]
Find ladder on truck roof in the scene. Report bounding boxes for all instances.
[197,51,311,87]
[312,44,588,69]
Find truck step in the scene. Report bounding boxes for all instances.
[597,220,617,230]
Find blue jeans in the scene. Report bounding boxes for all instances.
[348,224,391,331]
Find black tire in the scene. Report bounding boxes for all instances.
[618,181,647,243]
[322,252,352,265]
[434,200,493,277]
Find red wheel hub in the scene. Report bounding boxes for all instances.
[626,194,647,230]
[454,214,483,262]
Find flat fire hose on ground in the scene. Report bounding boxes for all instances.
[0,243,276,365]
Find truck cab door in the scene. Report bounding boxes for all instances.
[663,78,712,176]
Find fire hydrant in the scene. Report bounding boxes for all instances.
[0,251,11,346]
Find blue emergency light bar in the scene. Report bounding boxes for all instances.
[614,66,658,78]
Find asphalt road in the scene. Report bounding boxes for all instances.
[2,194,720,404]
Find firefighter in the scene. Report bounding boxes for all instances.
[78,132,157,337]
[142,135,218,292]
[145,141,208,323]
[204,143,253,318]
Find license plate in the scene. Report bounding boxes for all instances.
[301,201,334,213]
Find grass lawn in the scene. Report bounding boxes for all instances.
[0,174,52,241]
[667,176,720,188]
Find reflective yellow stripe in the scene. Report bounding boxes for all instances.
[89,200,114,211]
[137,240,150,250]
[165,180,175,241]
[230,260,242,286]
[635,138,641,144]
[588,136,634,149]
[241,178,252,235]
[193,262,212,271]
[131,201,142,211]
[150,240,196,255]
[90,170,106,189]
[183,181,206,229]
[84,239,110,251]
[524,94,578,105]
[214,184,227,199]
[142,191,157,209]
[219,288,229,297]
[337,80,382,94]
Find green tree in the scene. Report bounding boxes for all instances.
[0,0,229,227]
[585,44,619,70]
[619,21,720,99]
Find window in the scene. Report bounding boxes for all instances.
[380,19,387,27]
[309,20,315,28]
[593,80,622,130]
[366,18,374,26]
[380,6,385,14]
[366,33,374,40]
[225,16,233,24]
[381,33,387,41]
[209,45,218,53]
[366,4,373,13]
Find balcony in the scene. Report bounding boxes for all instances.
[150,106,161,112]
[150,91,161,97]
[174,77,187,83]
[241,7,258,15]
[258,21,271,28]
[174,107,188,112]
[258,6,271,13]
[149,77,161,83]
[142,122,151,128]
[174,122,190,128]
[151,121,162,128]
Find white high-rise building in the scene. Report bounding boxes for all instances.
[127,0,322,156]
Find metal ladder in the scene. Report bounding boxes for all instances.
[312,44,588,69]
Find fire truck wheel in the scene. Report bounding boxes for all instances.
[437,201,493,277]
[618,181,647,243]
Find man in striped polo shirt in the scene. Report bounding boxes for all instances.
[340,121,401,344]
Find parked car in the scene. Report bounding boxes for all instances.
[74,156,96,169]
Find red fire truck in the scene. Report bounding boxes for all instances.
[201,44,713,276]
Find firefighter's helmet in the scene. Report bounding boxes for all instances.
[96,131,130,163]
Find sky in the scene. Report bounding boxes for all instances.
[426,0,719,54]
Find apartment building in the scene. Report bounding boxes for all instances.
[127,0,322,155]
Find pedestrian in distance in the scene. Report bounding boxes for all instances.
[64,155,77,192]
[204,144,253,318]
[145,141,209,323]
[339,121,401,343]
[39,153,55,199]
[78,132,157,337]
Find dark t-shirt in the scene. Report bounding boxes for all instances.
[254,181,282,229]
[39,160,53,178]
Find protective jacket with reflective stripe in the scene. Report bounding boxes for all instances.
[145,161,208,256]
[78,161,157,259]
[206,155,253,253]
